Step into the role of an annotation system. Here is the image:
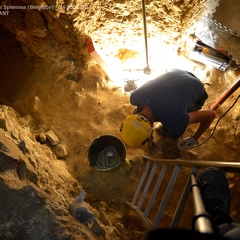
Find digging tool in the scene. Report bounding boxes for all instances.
[142,0,151,75]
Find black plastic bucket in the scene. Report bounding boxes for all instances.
[87,135,126,171]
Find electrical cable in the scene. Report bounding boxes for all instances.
[194,94,240,147]
[97,146,121,169]
[152,94,239,151]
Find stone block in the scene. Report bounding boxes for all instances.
[46,130,60,146]
[52,143,68,158]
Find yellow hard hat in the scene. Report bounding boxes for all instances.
[121,114,152,148]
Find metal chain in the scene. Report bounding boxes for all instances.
[211,19,240,39]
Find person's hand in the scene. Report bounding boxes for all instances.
[177,137,199,150]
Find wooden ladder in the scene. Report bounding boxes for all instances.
[126,155,240,230]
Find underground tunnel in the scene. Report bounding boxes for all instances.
[0,0,239,239]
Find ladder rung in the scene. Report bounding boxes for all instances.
[153,165,181,228]
[131,160,151,205]
[144,163,168,218]
[137,162,158,210]
[127,155,240,231]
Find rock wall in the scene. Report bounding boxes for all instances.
[0,0,89,62]
[0,105,100,239]
[0,0,239,239]
[0,0,210,61]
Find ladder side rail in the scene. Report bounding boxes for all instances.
[125,202,153,230]
[128,156,240,230]
[144,163,168,218]
[137,162,159,210]
[153,165,181,228]
[143,156,240,173]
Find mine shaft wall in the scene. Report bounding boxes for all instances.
[0,0,209,61]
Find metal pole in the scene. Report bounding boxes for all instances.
[211,75,240,110]
[170,166,199,228]
[191,173,214,234]
[142,0,151,75]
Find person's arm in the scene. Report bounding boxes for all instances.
[188,110,216,140]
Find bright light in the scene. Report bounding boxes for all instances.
[87,1,222,92]
[90,34,208,92]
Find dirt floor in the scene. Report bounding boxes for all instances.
[0,0,240,239]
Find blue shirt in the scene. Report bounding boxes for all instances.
[130,69,205,136]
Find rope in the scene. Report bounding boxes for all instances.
[97,146,121,169]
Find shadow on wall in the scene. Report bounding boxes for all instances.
[0,25,34,104]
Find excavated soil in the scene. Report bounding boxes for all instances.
[0,0,239,239]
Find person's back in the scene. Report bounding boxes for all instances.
[130,69,205,115]
[121,69,215,149]
[130,69,206,137]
